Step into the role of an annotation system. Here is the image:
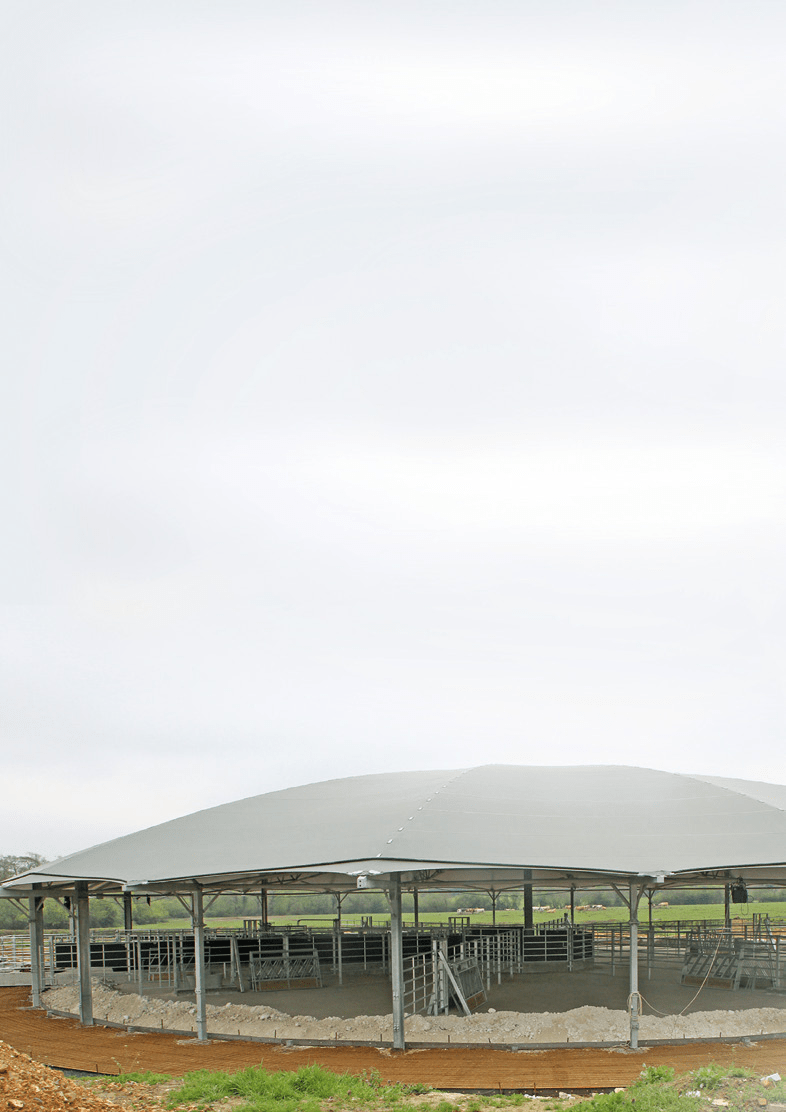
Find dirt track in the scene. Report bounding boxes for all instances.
[2,988,786,1091]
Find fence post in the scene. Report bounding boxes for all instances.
[776,936,781,990]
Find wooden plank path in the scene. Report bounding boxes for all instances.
[2,989,785,1091]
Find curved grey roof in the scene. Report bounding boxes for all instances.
[6,765,786,895]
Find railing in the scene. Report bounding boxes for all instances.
[249,948,322,989]
[0,933,31,971]
[1,932,62,976]
[403,952,435,1015]
[445,952,487,1013]
[6,914,785,995]
[678,924,785,991]
[403,948,487,1017]
[463,929,519,986]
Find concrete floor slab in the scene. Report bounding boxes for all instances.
[110,964,786,1022]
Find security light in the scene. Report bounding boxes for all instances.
[730,879,748,903]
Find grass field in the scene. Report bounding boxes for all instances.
[132,900,786,932]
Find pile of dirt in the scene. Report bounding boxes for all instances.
[42,982,786,1045]
[0,1038,135,1112]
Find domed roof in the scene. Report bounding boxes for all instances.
[6,765,786,895]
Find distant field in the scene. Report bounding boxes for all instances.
[131,900,786,932]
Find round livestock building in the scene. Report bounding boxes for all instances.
[4,765,786,1049]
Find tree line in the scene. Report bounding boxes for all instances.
[2,853,784,931]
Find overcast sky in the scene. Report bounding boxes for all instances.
[3,2,786,857]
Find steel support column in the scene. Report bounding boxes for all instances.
[192,884,208,1042]
[387,875,405,1050]
[34,894,44,994]
[628,882,641,1049]
[523,871,533,932]
[123,892,133,932]
[75,882,93,1026]
[335,895,344,986]
[27,889,44,1007]
[413,887,419,931]
[724,883,731,928]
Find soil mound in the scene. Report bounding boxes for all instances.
[0,1038,134,1112]
[42,982,786,1045]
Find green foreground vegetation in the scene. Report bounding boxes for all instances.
[86,1061,786,1112]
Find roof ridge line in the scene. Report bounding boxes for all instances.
[374,768,473,860]
[680,770,785,813]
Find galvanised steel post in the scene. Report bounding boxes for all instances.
[34,894,45,993]
[192,884,208,1042]
[27,888,43,1007]
[388,874,405,1050]
[628,882,641,1049]
[75,882,93,1025]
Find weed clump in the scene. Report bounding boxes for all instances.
[690,1064,727,1091]
[166,1061,427,1112]
[113,1068,172,1084]
[87,1058,786,1112]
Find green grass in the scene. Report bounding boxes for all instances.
[690,1064,727,1091]
[85,1061,786,1112]
[159,1062,786,1112]
[113,1068,172,1084]
[165,1063,427,1112]
[577,1064,786,1112]
[577,1067,700,1112]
